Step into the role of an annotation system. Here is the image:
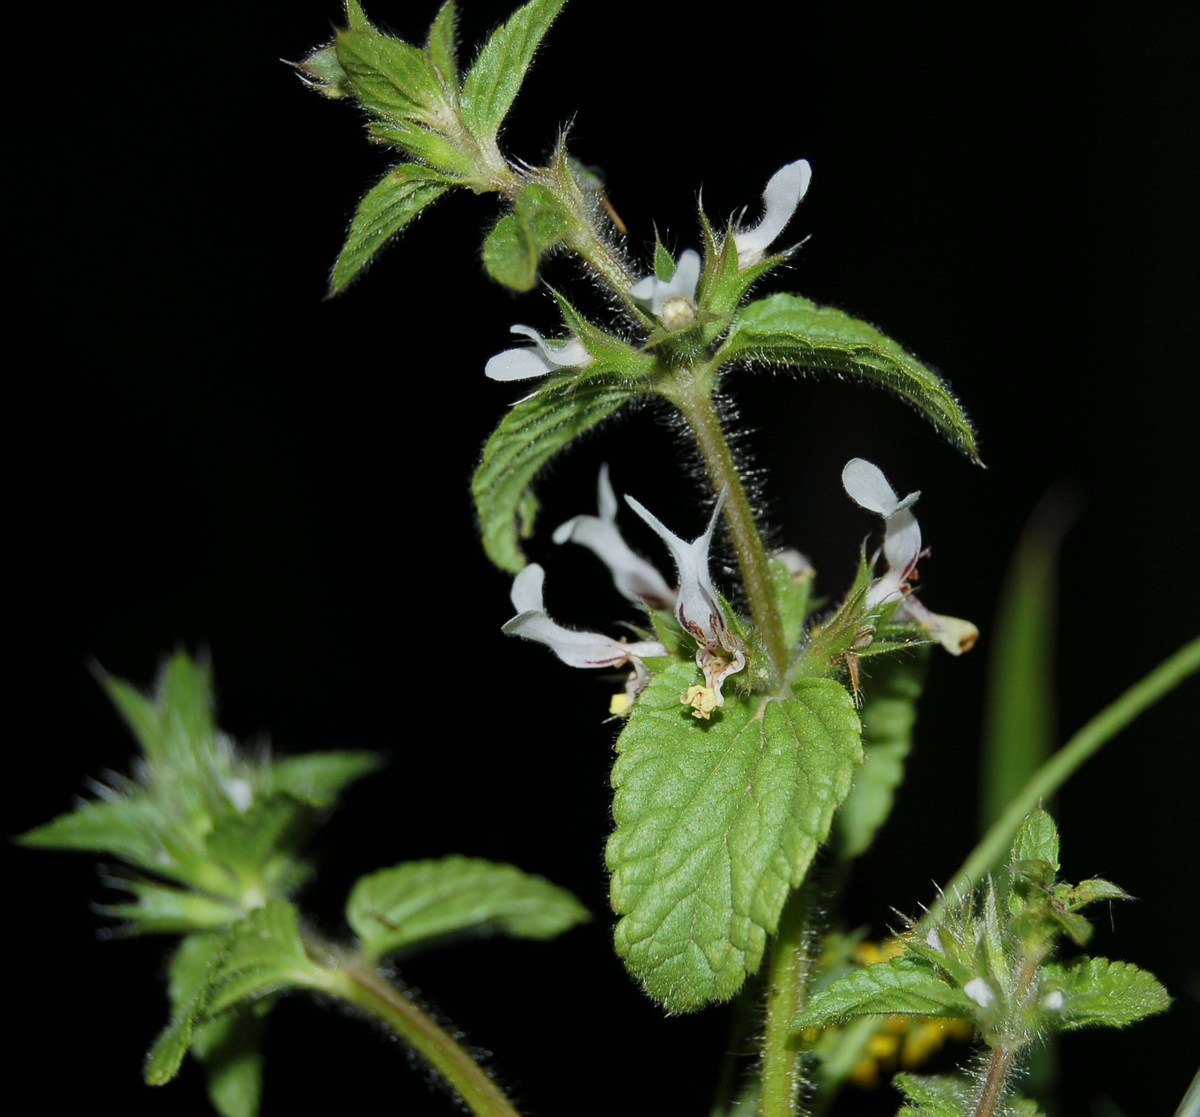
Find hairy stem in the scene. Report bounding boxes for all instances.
[759,886,815,1117]
[974,1043,1016,1117]
[667,383,788,683]
[927,636,1200,921]
[325,957,523,1117]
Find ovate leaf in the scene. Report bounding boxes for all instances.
[459,0,565,140]
[1010,807,1060,874]
[474,377,639,571]
[193,1010,267,1117]
[331,164,451,295]
[836,649,928,858]
[796,955,975,1030]
[722,294,979,462]
[482,213,538,291]
[607,664,861,1012]
[335,28,445,123]
[1041,957,1170,1030]
[347,856,588,963]
[894,1073,981,1117]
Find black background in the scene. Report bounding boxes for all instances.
[15,2,1198,1113]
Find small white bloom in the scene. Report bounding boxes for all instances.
[553,465,675,609]
[733,158,812,268]
[630,249,702,330]
[485,324,592,381]
[503,564,667,691]
[964,977,995,1008]
[221,777,254,813]
[1041,989,1065,1012]
[625,491,746,718]
[842,458,978,655]
[924,926,943,953]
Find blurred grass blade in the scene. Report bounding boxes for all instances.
[980,488,1079,829]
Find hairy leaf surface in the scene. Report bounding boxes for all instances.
[608,663,860,1011]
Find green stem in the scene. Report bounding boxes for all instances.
[928,635,1200,921]
[759,886,815,1117]
[974,1043,1016,1117]
[668,384,789,683]
[325,958,523,1117]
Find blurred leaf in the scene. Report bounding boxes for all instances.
[459,0,565,140]
[264,750,378,807]
[193,1009,266,1117]
[474,377,638,571]
[796,956,975,1030]
[102,879,238,935]
[980,492,1076,828]
[348,856,588,962]
[1042,957,1171,1030]
[835,649,928,858]
[894,1072,977,1117]
[482,213,538,290]
[608,664,861,1011]
[722,294,979,462]
[330,164,451,295]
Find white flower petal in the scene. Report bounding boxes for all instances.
[485,325,591,381]
[553,466,675,608]
[882,507,922,576]
[625,490,726,640]
[504,564,667,670]
[630,249,702,317]
[843,458,902,516]
[734,158,812,268]
[964,977,995,1008]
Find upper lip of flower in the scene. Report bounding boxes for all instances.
[485,324,592,381]
[733,159,812,269]
[502,563,667,671]
[629,249,702,321]
[625,489,747,711]
[552,465,676,610]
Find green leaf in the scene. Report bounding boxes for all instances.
[264,750,378,807]
[205,901,321,1017]
[193,1010,266,1117]
[336,28,445,123]
[102,879,238,934]
[294,43,353,99]
[607,665,861,1011]
[835,649,928,859]
[769,554,812,650]
[19,795,161,864]
[343,0,374,32]
[425,1,459,87]
[894,1073,979,1117]
[347,856,589,963]
[1041,957,1170,1030]
[474,377,638,571]
[482,184,572,290]
[331,164,451,295]
[459,0,565,140]
[145,1005,197,1086]
[981,497,1074,827]
[796,956,974,1030]
[204,796,305,883]
[366,120,474,175]
[722,294,979,462]
[1010,808,1060,874]
[482,213,538,291]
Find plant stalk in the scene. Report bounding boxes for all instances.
[327,958,523,1117]
[668,384,789,683]
[759,886,815,1117]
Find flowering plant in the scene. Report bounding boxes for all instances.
[21,3,1197,1116]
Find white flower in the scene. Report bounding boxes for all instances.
[625,491,746,718]
[733,158,812,268]
[964,976,996,1008]
[552,465,675,609]
[485,324,592,381]
[502,564,667,693]
[842,458,978,655]
[1041,989,1065,1012]
[629,249,702,330]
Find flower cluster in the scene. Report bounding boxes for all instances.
[842,458,978,654]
